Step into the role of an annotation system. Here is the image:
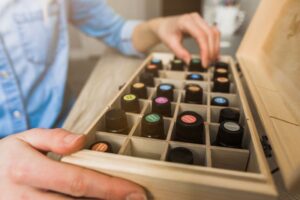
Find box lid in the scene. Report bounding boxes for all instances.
[236,0,300,192]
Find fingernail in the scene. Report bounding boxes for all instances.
[64,134,82,144]
[126,192,148,200]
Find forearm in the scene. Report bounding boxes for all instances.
[132,18,162,53]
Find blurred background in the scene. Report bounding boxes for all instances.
[68,0,260,96]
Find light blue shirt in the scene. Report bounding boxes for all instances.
[0,0,141,137]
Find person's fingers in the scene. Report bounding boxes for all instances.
[10,148,146,199]
[166,36,191,64]
[190,13,215,63]
[178,14,210,67]
[211,25,221,60]
[16,128,86,155]
[29,189,73,200]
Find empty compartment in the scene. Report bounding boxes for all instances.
[211,147,250,172]
[132,116,172,140]
[123,137,167,160]
[97,112,140,135]
[159,71,187,80]
[210,93,240,108]
[166,142,207,166]
[87,132,127,154]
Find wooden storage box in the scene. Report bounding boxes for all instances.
[60,0,300,199]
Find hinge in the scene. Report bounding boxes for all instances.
[261,135,273,158]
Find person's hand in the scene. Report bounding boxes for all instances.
[0,129,146,200]
[151,13,220,67]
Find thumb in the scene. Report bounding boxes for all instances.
[16,128,86,155]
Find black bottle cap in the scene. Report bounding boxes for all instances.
[121,94,140,113]
[219,108,240,123]
[189,58,207,72]
[141,113,165,139]
[213,68,229,79]
[151,58,163,69]
[105,109,128,134]
[214,61,229,70]
[168,147,194,165]
[171,59,185,71]
[157,84,175,101]
[186,73,204,81]
[131,82,148,99]
[152,96,172,117]
[213,77,230,93]
[140,72,155,87]
[175,111,204,144]
[211,96,229,107]
[184,84,203,104]
[216,121,244,148]
[145,64,159,77]
[90,141,113,153]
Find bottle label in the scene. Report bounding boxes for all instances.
[124,94,136,101]
[91,143,109,152]
[155,97,169,104]
[217,77,229,83]
[192,58,201,64]
[151,58,161,63]
[214,97,227,104]
[181,115,197,124]
[160,84,172,91]
[174,59,183,64]
[224,122,240,132]
[133,83,145,89]
[145,114,161,123]
[216,68,228,73]
[190,74,201,79]
[147,64,157,70]
[188,85,201,92]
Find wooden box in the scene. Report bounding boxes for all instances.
[60,0,300,199]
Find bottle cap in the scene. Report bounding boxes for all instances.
[214,68,228,79]
[152,96,172,117]
[189,58,206,72]
[184,84,203,104]
[186,73,204,81]
[219,108,240,123]
[140,72,155,87]
[175,111,204,144]
[213,77,230,93]
[90,141,113,153]
[216,121,244,148]
[141,113,165,139]
[171,59,184,71]
[151,58,163,69]
[157,84,175,101]
[211,96,229,107]
[131,82,148,99]
[121,94,140,113]
[105,109,128,134]
[146,64,159,77]
[168,147,194,165]
[214,61,229,70]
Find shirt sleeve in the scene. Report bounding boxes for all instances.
[69,0,144,56]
